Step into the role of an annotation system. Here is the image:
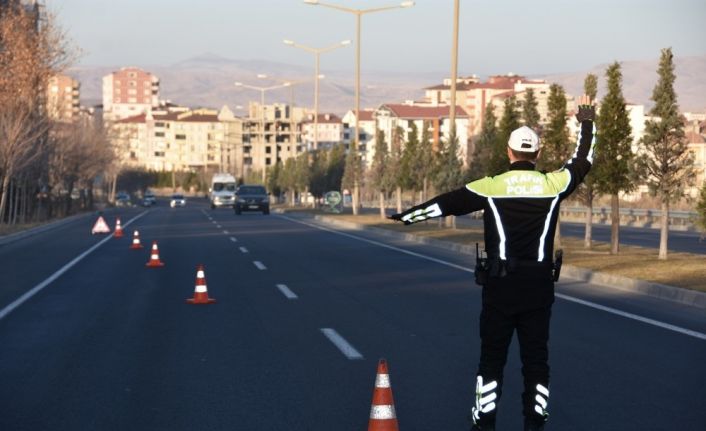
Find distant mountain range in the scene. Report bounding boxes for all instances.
[69,53,706,116]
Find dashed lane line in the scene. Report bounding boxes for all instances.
[276,284,298,299]
[0,211,150,322]
[279,215,706,342]
[239,247,249,254]
[223,230,229,235]
[230,237,238,243]
[320,328,364,360]
[253,261,267,270]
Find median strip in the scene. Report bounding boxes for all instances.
[320,328,363,360]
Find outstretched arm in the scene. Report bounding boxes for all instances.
[389,186,485,225]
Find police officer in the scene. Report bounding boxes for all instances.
[389,96,596,430]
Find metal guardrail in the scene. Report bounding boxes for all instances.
[560,206,697,229]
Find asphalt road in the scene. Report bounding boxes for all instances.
[1,202,704,430]
[449,215,706,255]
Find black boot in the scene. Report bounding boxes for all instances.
[471,425,495,431]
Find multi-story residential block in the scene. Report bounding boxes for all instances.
[374,103,471,166]
[301,113,343,151]
[47,74,80,122]
[240,102,309,176]
[112,106,242,176]
[103,67,159,122]
[342,109,376,167]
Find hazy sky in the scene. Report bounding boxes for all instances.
[51,0,706,76]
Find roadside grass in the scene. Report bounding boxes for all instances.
[283,208,706,292]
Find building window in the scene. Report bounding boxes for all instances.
[155,122,164,127]
[266,157,271,165]
[175,134,186,140]
[129,80,136,87]
[265,146,271,154]
[154,151,165,157]
[155,132,165,137]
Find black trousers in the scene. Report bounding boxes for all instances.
[473,273,553,427]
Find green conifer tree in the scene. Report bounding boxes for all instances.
[399,122,421,199]
[594,62,634,255]
[578,73,600,248]
[434,127,464,228]
[369,129,391,219]
[638,48,695,259]
[416,122,435,201]
[539,84,570,172]
[468,102,498,179]
[522,87,541,129]
[490,95,520,176]
[696,182,706,241]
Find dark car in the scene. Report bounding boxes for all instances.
[234,185,269,215]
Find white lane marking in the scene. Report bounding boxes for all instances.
[223,230,229,235]
[239,247,249,253]
[0,211,149,321]
[280,215,706,342]
[253,261,267,270]
[555,293,706,341]
[320,328,363,360]
[230,237,238,243]
[276,284,298,299]
[216,224,222,229]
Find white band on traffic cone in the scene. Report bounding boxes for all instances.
[370,404,396,420]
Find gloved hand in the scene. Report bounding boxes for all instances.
[576,104,595,122]
[575,95,595,122]
[387,213,410,224]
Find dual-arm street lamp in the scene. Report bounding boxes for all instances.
[234,79,291,182]
[283,38,350,151]
[304,0,414,215]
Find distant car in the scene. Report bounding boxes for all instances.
[234,185,269,215]
[142,191,157,206]
[170,194,186,208]
[115,192,131,207]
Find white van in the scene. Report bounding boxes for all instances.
[210,173,237,209]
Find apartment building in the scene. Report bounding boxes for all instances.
[112,106,243,176]
[47,74,80,122]
[342,109,376,167]
[301,113,344,151]
[374,104,471,166]
[687,131,706,193]
[103,67,160,122]
[241,102,309,176]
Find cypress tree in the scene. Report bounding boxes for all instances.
[522,87,541,129]
[490,95,520,176]
[696,182,706,241]
[390,125,405,213]
[399,122,421,199]
[434,127,464,228]
[578,73,600,249]
[416,122,435,201]
[594,62,634,255]
[638,47,695,259]
[369,128,391,219]
[468,102,498,179]
[539,84,570,172]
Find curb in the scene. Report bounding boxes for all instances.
[290,212,706,310]
[0,210,106,246]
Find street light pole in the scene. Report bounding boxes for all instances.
[450,0,459,135]
[304,0,414,215]
[283,39,350,152]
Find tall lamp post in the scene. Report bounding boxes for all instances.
[283,39,350,152]
[304,0,414,215]
[234,80,291,183]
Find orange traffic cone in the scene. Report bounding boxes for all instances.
[368,359,399,431]
[186,264,216,304]
[129,230,143,249]
[113,217,124,238]
[145,241,165,267]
